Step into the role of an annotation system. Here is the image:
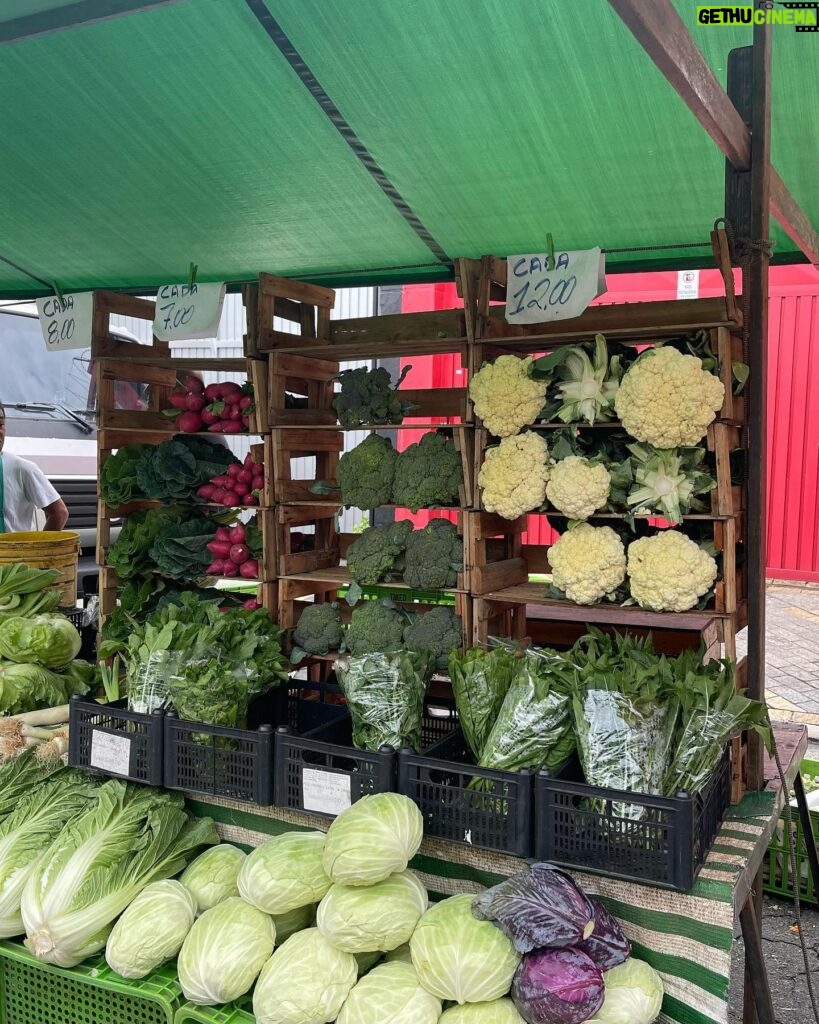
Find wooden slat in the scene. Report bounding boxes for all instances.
[259,272,335,309]
[330,309,465,346]
[94,291,156,319]
[771,168,819,267]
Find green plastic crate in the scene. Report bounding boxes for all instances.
[175,1003,254,1024]
[0,940,184,1024]
[764,757,819,901]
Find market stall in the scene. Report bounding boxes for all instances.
[0,2,817,1024]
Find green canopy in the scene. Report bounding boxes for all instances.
[0,0,815,296]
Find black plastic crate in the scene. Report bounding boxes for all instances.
[68,695,164,786]
[533,746,732,891]
[164,713,275,806]
[61,606,96,662]
[398,727,539,857]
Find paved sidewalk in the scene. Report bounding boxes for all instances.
[737,583,819,728]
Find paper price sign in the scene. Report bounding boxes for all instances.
[153,282,226,341]
[505,247,606,324]
[36,292,94,352]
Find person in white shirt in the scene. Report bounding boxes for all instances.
[0,403,68,533]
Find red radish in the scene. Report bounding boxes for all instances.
[237,469,252,485]
[227,406,241,422]
[185,376,205,394]
[215,527,231,541]
[243,494,258,506]
[222,421,243,433]
[240,559,259,579]
[229,543,250,565]
[210,487,226,504]
[197,483,216,500]
[239,395,254,411]
[185,393,206,412]
[168,393,189,410]
[221,382,242,399]
[222,491,240,507]
[244,452,254,465]
[204,382,223,401]
[201,408,220,426]
[233,482,249,497]
[206,560,225,575]
[207,539,232,558]
[243,598,260,610]
[221,563,238,578]
[177,411,203,433]
[252,475,265,491]
[208,422,227,433]
[211,475,231,488]
[228,524,246,544]
[227,463,241,478]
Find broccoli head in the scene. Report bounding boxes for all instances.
[393,432,464,512]
[346,520,413,585]
[293,602,344,656]
[403,606,463,670]
[403,519,463,590]
[346,600,406,655]
[336,434,398,510]
[332,366,412,428]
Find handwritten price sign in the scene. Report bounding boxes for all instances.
[505,247,606,324]
[153,282,226,341]
[36,292,93,352]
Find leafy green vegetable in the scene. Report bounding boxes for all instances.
[21,781,219,967]
[625,443,716,524]
[179,844,245,913]
[105,879,196,980]
[337,651,431,753]
[99,444,151,507]
[136,436,238,503]
[0,662,89,714]
[337,961,441,1024]
[316,870,428,953]
[0,748,65,818]
[237,831,330,915]
[448,648,519,761]
[107,507,188,580]
[322,794,423,886]
[148,517,218,580]
[0,614,80,668]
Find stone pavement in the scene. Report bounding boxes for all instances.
[737,583,819,729]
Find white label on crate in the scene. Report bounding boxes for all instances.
[153,282,226,341]
[36,292,94,351]
[677,269,700,299]
[302,769,351,816]
[90,731,132,776]
[505,248,606,324]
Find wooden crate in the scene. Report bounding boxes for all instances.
[279,575,472,660]
[249,273,336,355]
[248,351,339,431]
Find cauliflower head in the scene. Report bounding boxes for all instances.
[293,602,344,656]
[478,432,550,520]
[548,524,626,605]
[403,519,463,590]
[346,600,406,655]
[627,530,718,612]
[614,345,724,447]
[336,434,398,509]
[346,521,413,585]
[546,456,611,520]
[393,432,463,512]
[469,355,548,437]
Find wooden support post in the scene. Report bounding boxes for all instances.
[740,885,776,1024]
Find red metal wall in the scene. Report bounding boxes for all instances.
[401,265,819,582]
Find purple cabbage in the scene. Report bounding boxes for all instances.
[512,947,604,1024]
[578,897,631,971]
[471,863,595,954]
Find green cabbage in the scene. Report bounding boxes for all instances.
[238,831,331,914]
[21,781,218,967]
[272,903,315,944]
[180,844,245,913]
[322,794,423,886]
[355,950,383,976]
[337,961,441,1024]
[386,943,413,964]
[0,661,89,715]
[105,880,196,979]
[439,999,526,1023]
[410,894,520,1004]
[588,958,664,1024]
[253,927,357,1024]
[0,614,80,668]
[177,896,276,1005]
[316,870,427,953]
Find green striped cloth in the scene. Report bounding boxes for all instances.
[186,791,783,1024]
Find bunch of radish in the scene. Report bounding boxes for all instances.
[196,450,265,507]
[167,377,254,434]
[205,522,260,579]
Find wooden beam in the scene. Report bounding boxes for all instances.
[608,0,819,265]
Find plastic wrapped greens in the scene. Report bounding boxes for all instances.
[337,651,432,753]
[448,647,519,761]
[477,648,575,774]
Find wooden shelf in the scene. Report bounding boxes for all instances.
[270,420,473,431]
[280,564,468,595]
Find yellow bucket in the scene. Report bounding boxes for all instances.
[0,531,80,607]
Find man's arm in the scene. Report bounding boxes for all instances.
[42,498,68,532]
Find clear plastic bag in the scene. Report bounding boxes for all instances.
[166,649,249,731]
[336,650,431,753]
[81,596,99,630]
[127,649,181,714]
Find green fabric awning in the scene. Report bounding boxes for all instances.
[0,0,816,297]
